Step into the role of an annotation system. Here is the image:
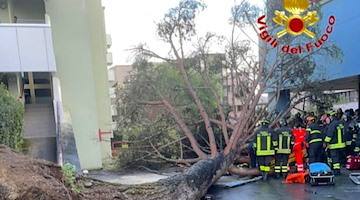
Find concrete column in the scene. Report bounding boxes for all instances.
[276,89,291,117]
[7,73,21,99]
[267,89,291,119]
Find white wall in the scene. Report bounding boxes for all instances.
[0,24,56,72]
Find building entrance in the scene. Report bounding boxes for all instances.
[23,72,52,104]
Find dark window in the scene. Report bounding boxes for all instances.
[33,72,50,84]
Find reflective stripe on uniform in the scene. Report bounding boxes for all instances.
[324,136,331,143]
[327,157,332,163]
[355,147,360,152]
[277,149,291,154]
[329,143,345,149]
[325,125,346,149]
[310,130,321,134]
[275,166,281,173]
[328,125,345,149]
[256,133,275,156]
[273,141,278,146]
[277,134,292,154]
[309,138,322,144]
[333,163,340,169]
[281,166,287,172]
[297,164,304,172]
[263,166,270,172]
[257,151,275,156]
[346,141,352,146]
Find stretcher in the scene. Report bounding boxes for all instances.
[308,162,334,186]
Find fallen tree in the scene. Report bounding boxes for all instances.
[0,144,229,199]
[1,1,342,200]
[115,0,340,175]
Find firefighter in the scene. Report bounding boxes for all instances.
[274,118,294,179]
[351,122,360,155]
[344,111,356,157]
[324,110,346,175]
[253,119,275,181]
[305,116,323,164]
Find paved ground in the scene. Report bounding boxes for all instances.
[208,169,360,200]
[88,170,174,185]
[24,137,57,163]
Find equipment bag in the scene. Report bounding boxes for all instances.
[346,155,360,170]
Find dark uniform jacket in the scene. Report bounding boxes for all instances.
[325,118,345,149]
[344,120,356,146]
[253,125,276,156]
[274,126,294,154]
[355,128,360,153]
[306,122,323,145]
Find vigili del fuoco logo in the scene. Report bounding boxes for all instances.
[257,0,335,54]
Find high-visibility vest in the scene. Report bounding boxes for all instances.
[275,127,294,154]
[254,127,275,156]
[324,121,345,149]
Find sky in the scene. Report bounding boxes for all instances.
[102,0,265,65]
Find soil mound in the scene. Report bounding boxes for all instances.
[0,145,77,200]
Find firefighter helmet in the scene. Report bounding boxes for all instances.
[260,118,270,125]
[279,118,287,126]
[328,110,336,117]
[306,116,315,123]
[349,122,359,131]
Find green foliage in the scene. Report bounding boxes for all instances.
[0,83,24,149]
[114,60,222,169]
[62,163,82,194]
[63,163,76,185]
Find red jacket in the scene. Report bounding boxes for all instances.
[292,128,306,151]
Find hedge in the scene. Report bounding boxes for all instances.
[0,83,24,149]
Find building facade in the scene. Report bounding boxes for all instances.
[0,0,113,170]
[267,0,360,114]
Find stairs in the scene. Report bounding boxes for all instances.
[23,104,57,162]
[23,104,56,138]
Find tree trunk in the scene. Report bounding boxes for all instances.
[1,145,258,200]
[81,153,233,200]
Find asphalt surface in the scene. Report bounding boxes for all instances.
[208,169,360,200]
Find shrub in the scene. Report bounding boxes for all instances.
[62,162,82,194]
[0,83,24,149]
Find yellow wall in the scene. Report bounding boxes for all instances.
[86,0,113,161]
[44,0,112,169]
[0,0,13,23]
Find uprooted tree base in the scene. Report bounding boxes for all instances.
[0,145,260,200]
